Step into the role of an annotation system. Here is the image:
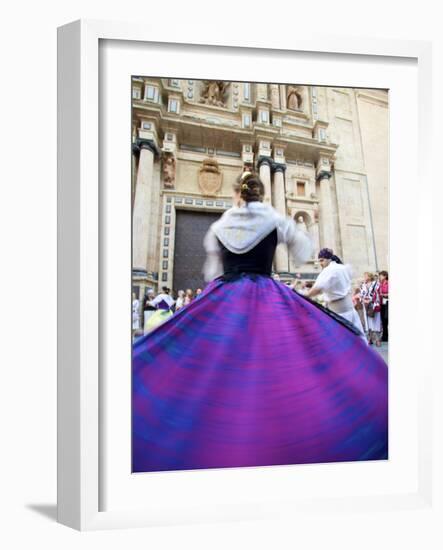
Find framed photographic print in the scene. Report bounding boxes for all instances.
[57,19,434,530]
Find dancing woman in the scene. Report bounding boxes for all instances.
[307,248,366,337]
[132,171,388,473]
[144,286,175,333]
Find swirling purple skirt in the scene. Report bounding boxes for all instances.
[132,276,388,473]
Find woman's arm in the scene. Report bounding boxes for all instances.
[202,227,224,282]
[307,286,323,299]
[148,296,162,307]
[276,215,313,266]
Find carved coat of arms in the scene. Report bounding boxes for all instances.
[198,158,223,196]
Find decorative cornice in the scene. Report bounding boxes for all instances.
[272,163,287,174]
[256,155,273,169]
[286,195,319,205]
[257,156,288,174]
[133,138,160,158]
[132,269,159,281]
[316,170,332,181]
[132,104,340,158]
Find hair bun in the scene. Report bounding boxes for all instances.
[240,171,253,182]
[234,170,265,203]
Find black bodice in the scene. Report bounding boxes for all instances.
[216,228,363,336]
[217,229,278,280]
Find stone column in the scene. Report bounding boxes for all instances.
[256,83,268,101]
[257,156,273,205]
[309,212,321,259]
[280,85,287,110]
[273,164,289,272]
[270,84,280,109]
[132,139,158,274]
[317,170,336,251]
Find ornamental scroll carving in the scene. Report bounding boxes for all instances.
[199,81,230,107]
[198,158,223,196]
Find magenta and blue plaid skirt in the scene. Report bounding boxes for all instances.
[132,275,388,473]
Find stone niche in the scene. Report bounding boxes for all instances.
[286,85,304,111]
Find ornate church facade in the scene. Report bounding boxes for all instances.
[131,78,388,297]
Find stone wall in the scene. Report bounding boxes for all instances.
[131,78,389,295]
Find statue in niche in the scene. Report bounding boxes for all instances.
[162,153,176,188]
[296,214,308,232]
[287,85,303,110]
[199,81,230,107]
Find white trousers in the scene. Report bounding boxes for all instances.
[339,309,368,344]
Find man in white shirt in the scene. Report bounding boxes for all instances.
[307,248,365,338]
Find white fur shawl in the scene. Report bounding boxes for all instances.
[202,202,313,281]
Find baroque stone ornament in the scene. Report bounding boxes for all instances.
[162,152,176,188]
[198,158,223,196]
[199,81,230,107]
[287,85,303,110]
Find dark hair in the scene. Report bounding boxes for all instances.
[162,286,170,293]
[379,270,389,280]
[318,248,343,264]
[234,171,265,203]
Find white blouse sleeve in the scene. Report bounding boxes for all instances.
[202,227,224,282]
[150,294,174,307]
[312,264,353,295]
[149,295,162,307]
[312,268,331,291]
[275,215,313,267]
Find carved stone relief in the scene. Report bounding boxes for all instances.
[162,152,176,188]
[198,158,223,196]
[199,81,230,107]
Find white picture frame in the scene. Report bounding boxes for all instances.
[57,19,435,531]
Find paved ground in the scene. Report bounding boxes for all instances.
[372,341,388,364]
